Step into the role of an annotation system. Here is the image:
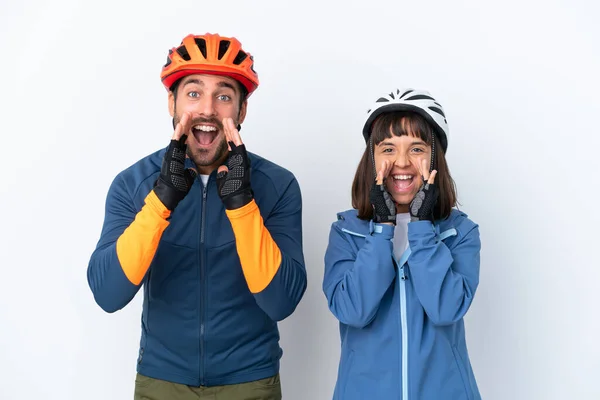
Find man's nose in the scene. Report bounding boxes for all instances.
[198,97,216,117]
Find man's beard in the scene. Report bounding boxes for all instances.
[172,113,230,169]
[187,137,228,168]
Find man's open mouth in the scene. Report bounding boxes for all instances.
[192,124,218,146]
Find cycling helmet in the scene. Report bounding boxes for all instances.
[160,33,259,98]
[362,88,449,152]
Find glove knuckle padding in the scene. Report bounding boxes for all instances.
[171,175,188,191]
[217,144,253,209]
[411,192,424,214]
[410,183,439,221]
[228,154,244,168]
[370,183,396,224]
[230,166,244,179]
[154,139,193,211]
[172,146,185,161]
[222,180,242,196]
[170,160,184,175]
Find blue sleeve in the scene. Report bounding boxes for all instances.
[407,220,481,326]
[253,178,307,321]
[86,175,145,313]
[323,222,396,329]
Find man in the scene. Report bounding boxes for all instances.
[87,32,307,400]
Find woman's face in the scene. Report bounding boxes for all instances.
[373,133,432,213]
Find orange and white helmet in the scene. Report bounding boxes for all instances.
[160,33,259,98]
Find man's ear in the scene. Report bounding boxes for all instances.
[168,91,175,117]
[238,100,248,125]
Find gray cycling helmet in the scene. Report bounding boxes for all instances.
[362,88,449,152]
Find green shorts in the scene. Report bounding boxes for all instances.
[133,373,282,400]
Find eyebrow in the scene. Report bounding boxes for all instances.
[378,140,427,147]
[182,79,237,94]
[182,78,202,87]
[217,81,237,93]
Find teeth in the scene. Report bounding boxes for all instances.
[393,175,413,180]
[193,125,217,132]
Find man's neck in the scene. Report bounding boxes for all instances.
[194,153,228,176]
[196,165,216,175]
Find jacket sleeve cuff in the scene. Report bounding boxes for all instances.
[408,220,436,237]
[369,220,394,239]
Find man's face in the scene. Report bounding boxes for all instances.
[169,74,247,173]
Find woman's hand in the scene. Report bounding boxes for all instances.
[370,160,396,225]
[409,159,439,222]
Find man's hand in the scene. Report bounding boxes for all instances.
[153,112,198,211]
[216,117,254,210]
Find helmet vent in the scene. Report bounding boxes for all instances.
[194,38,207,58]
[406,94,435,101]
[400,89,414,99]
[428,106,446,118]
[176,45,191,61]
[163,49,173,67]
[233,51,248,65]
[218,40,230,60]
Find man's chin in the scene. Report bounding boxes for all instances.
[188,146,227,169]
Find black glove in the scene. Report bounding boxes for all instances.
[409,179,439,222]
[216,142,253,210]
[153,135,197,211]
[370,181,396,225]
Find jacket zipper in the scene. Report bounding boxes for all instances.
[399,261,409,399]
[396,228,455,399]
[199,183,208,386]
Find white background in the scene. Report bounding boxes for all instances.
[1,0,599,399]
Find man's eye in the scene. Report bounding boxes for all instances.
[217,94,231,101]
[188,91,199,98]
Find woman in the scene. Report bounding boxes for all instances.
[323,88,481,399]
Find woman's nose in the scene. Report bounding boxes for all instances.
[394,154,410,168]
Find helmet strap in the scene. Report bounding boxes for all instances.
[369,136,377,181]
[430,134,437,173]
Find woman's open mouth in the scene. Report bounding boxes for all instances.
[390,174,416,193]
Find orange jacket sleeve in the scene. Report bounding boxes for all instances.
[225,200,282,293]
[88,179,171,313]
[116,190,171,285]
[224,180,307,322]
